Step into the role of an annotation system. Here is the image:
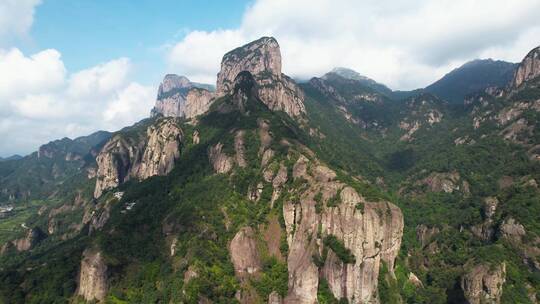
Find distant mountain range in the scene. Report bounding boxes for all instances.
[331,59,519,103]
[0,155,23,162]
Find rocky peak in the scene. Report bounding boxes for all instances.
[152,74,215,119]
[158,74,192,98]
[512,46,540,88]
[217,37,281,94]
[216,37,305,118]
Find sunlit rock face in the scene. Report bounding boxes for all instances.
[216,37,306,118]
[151,74,215,119]
[512,46,540,88]
[94,118,183,198]
[77,248,108,302]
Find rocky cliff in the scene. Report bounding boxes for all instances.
[282,156,403,303]
[216,37,305,118]
[512,46,540,88]
[151,74,215,119]
[461,263,506,304]
[77,248,108,302]
[94,118,183,197]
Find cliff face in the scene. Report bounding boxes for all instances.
[461,263,506,304]
[512,46,540,88]
[94,118,183,197]
[77,248,108,302]
[151,74,215,119]
[281,155,403,304]
[138,119,183,179]
[216,37,305,118]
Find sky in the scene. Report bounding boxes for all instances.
[0,0,539,157]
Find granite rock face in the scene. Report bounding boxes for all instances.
[94,118,183,197]
[137,119,183,179]
[77,248,108,302]
[461,263,506,304]
[281,155,403,304]
[512,46,540,88]
[151,74,215,119]
[216,37,305,118]
[229,227,262,279]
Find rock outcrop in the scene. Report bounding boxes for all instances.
[94,118,183,198]
[230,227,262,279]
[216,37,305,118]
[512,46,540,88]
[281,155,404,304]
[2,227,47,253]
[151,74,215,119]
[461,263,506,304]
[472,197,500,241]
[208,143,233,174]
[417,171,470,195]
[137,119,183,179]
[416,224,440,248]
[77,248,108,302]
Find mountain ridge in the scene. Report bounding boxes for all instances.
[0,38,539,304]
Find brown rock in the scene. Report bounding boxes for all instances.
[230,227,261,280]
[512,46,540,88]
[461,263,506,304]
[77,248,108,302]
[216,37,305,118]
[208,143,233,174]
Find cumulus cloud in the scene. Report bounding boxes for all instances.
[166,0,540,90]
[0,0,41,44]
[0,48,155,156]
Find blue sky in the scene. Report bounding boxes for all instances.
[25,0,250,85]
[1,0,539,156]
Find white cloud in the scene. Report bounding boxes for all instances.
[0,48,155,156]
[103,83,155,128]
[166,0,540,90]
[168,30,245,84]
[0,48,66,100]
[0,0,41,44]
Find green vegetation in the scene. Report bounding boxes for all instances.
[253,257,288,298]
[323,235,355,264]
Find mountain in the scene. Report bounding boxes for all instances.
[0,39,539,304]
[151,74,215,118]
[329,67,394,97]
[512,46,540,88]
[425,59,518,103]
[0,155,22,162]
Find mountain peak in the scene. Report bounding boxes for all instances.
[158,74,192,98]
[325,67,393,96]
[216,36,305,118]
[217,36,282,95]
[152,74,214,119]
[512,45,540,88]
[425,58,517,103]
[329,67,372,82]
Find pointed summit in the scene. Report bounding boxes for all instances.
[216,37,305,118]
[151,74,214,119]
